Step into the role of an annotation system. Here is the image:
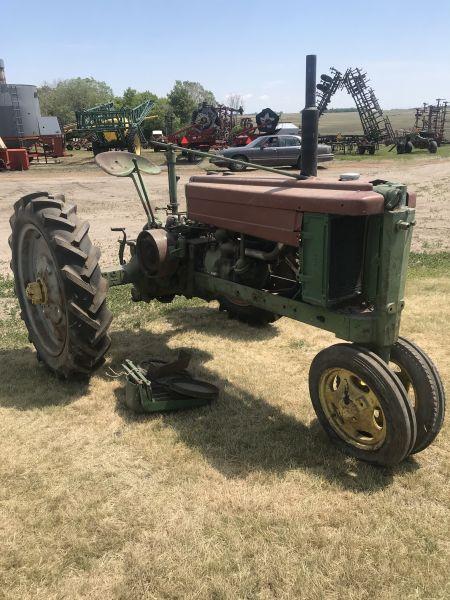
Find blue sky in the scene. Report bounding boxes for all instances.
[2,0,449,112]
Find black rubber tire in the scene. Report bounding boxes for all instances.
[9,192,112,377]
[66,144,74,151]
[187,151,197,163]
[368,147,376,155]
[92,141,103,157]
[357,147,366,155]
[396,144,405,155]
[428,140,438,154]
[126,128,142,155]
[229,155,248,172]
[404,141,413,154]
[309,344,415,466]
[218,296,279,326]
[355,345,417,456]
[390,337,445,454]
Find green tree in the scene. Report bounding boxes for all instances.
[141,98,180,136]
[168,81,216,126]
[38,77,114,126]
[117,87,158,109]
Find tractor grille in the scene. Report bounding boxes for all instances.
[328,216,365,302]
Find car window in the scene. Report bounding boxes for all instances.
[265,136,279,147]
[284,136,301,147]
[249,137,265,147]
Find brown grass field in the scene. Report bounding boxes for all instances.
[0,152,449,599]
[244,108,419,135]
[286,109,417,135]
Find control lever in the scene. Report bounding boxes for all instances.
[111,227,127,265]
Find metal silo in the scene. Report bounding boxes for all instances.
[0,84,42,138]
[0,59,42,139]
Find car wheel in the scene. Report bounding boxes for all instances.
[229,155,248,172]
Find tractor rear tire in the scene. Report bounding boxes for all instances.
[219,296,279,326]
[404,141,413,153]
[428,140,438,154]
[9,192,112,378]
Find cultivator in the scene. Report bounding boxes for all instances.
[317,66,396,154]
[415,99,448,143]
[9,55,445,468]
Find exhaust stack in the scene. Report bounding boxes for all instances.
[300,54,318,177]
[0,59,5,83]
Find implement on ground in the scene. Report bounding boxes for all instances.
[9,56,445,467]
[71,100,154,156]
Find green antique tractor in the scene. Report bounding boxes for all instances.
[9,57,445,467]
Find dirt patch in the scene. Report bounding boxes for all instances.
[1,152,449,275]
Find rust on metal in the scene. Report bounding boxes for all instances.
[186,179,385,246]
[25,279,48,305]
[191,175,375,192]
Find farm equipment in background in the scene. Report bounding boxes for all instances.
[63,123,93,152]
[9,55,445,467]
[71,100,154,156]
[317,66,396,155]
[149,130,167,151]
[230,108,281,146]
[395,100,448,154]
[166,102,243,159]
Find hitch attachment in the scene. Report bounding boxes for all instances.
[121,353,219,413]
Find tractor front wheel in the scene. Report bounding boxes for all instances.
[9,193,112,377]
[309,344,416,466]
[389,337,445,454]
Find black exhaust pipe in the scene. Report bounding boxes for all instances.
[300,54,318,177]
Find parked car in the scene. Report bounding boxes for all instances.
[210,134,333,171]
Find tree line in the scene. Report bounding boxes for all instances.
[37,77,220,135]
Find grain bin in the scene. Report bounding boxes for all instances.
[0,83,42,138]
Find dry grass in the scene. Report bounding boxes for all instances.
[246,109,418,135]
[0,257,449,600]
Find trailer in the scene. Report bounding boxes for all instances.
[318,134,378,155]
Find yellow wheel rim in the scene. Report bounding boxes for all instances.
[389,361,417,411]
[318,368,387,450]
[134,134,142,155]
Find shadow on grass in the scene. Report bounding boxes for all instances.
[0,348,89,409]
[106,326,419,493]
[164,304,279,342]
[0,315,419,492]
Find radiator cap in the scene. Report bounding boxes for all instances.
[339,172,360,181]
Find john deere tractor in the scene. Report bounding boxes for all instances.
[9,57,445,467]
